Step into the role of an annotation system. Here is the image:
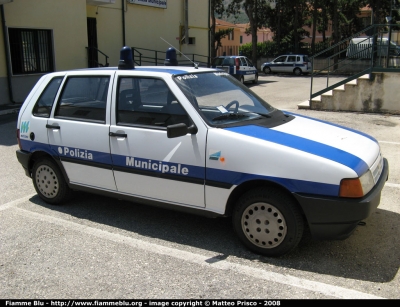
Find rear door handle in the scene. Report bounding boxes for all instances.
[46,124,60,130]
[109,132,127,138]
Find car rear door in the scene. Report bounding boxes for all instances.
[285,55,297,73]
[47,71,116,191]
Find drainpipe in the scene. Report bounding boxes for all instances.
[208,0,210,67]
[122,0,126,46]
[1,4,16,103]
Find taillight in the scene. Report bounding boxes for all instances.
[17,129,22,149]
[235,58,240,71]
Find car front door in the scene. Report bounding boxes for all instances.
[272,56,287,73]
[47,72,116,190]
[109,75,206,207]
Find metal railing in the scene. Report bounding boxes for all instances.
[86,46,109,68]
[132,47,210,67]
[309,24,400,103]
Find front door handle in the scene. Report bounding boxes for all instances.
[109,132,127,138]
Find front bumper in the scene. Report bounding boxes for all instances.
[293,158,389,240]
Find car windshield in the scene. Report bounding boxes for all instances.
[173,71,276,126]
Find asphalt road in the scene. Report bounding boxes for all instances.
[1,74,399,299]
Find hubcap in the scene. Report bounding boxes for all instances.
[36,165,59,199]
[241,202,287,249]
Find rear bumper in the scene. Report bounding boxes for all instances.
[293,158,389,240]
[16,149,32,177]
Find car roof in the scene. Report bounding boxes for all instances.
[48,66,218,76]
[215,55,245,58]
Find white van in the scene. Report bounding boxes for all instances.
[347,37,400,59]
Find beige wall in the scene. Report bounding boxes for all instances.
[87,0,209,66]
[1,0,88,73]
[0,0,209,104]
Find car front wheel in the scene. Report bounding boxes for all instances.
[32,158,71,205]
[233,187,304,257]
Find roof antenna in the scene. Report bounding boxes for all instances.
[160,37,199,69]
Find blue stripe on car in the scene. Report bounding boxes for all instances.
[284,111,378,143]
[206,168,339,196]
[224,125,369,176]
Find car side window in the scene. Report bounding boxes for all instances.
[117,77,191,128]
[55,76,109,123]
[287,56,296,62]
[275,56,286,63]
[241,58,248,66]
[32,77,63,118]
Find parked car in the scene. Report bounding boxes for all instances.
[212,55,258,84]
[346,37,400,59]
[261,54,311,76]
[16,47,388,257]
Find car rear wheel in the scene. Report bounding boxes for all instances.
[32,158,71,205]
[263,67,271,74]
[293,67,302,76]
[233,187,304,257]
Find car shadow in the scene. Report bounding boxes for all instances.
[0,113,19,146]
[29,191,400,283]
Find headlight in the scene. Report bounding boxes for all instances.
[339,170,375,198]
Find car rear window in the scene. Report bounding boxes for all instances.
[213,58,234,66]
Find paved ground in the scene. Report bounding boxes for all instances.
[1,74,399,299]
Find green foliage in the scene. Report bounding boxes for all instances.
[239,40,309,58]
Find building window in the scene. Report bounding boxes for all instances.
[188,37,196,45]
[8,28,54,75]
[240,35,243,44]
[229,31,234,40]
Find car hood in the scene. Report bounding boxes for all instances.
[224,112,380,177]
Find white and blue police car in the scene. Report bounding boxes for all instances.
[16,46,389,257]
[212,55,258,84]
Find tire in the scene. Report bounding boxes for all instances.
[263,67,271,74]
[32,158,71,205]
[252,73,258,84]
[293,67,302,76]
[232,187,304,257]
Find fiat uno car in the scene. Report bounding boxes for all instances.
[261,54,311,76]
[16,47,388,257]
[212,55,258,84]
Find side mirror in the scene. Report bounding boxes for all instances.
[167,123,198,138]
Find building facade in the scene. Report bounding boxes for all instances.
[0,0,209,105]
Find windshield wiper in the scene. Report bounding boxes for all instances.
[212,113,249,121]
[254,112,272,118]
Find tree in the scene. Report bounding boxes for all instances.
[210,0,225,60]
[227,0,275,66]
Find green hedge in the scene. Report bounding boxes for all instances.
[239,41,310,58]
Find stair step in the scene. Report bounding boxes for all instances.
[297,100,310,109]
[346,79,357,85]
[334,85,345,91]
